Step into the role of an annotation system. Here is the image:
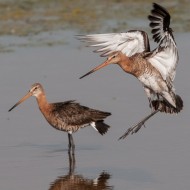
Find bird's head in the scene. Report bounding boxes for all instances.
[8,83,44,112]
[29,83,44,97]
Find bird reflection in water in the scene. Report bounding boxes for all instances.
[49,152,113,190]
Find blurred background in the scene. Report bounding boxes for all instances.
[0,0,189,49]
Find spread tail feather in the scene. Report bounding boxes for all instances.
[94,120,110,135]
[151,94,183,113]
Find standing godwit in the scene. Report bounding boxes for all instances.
[77,3,183,138]
[8,83,111,152]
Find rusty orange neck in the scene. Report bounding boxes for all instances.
[117,55,135,75]
[35,92,49,112]
[117,54,145,77]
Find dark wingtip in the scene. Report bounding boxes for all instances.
[152,3,164,9]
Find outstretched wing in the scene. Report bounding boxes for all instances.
[77,30,150,57]
[147,3,178,82]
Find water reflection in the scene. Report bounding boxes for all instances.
[49,152,113,190]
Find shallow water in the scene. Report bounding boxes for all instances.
[0,0,190,186]
[0,30,189,190]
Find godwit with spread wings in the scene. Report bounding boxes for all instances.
[77,3,183,139]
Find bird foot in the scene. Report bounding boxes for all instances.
[118,110,159,140]
[118,121,146,140]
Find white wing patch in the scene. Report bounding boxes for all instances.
[147,35,178,82]
[77,30,149,57]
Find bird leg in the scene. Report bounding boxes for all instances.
[68,150,76,175]
[68,133,75,154]
[118,110,159,140]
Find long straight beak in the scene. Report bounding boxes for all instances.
[8,91,32,112]
[79,59,111,79]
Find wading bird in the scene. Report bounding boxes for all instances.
[77,3,183,139]
[9,83,111,152]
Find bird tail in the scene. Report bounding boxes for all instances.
[151,94,183,114]
[93,172,110,186]
[94,120,110,135]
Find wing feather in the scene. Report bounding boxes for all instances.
[77,30,150,57]
[147,3,178,82]
[52,101,110,126]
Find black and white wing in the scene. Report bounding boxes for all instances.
[77,30,150,57]
[147,3,178,83]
